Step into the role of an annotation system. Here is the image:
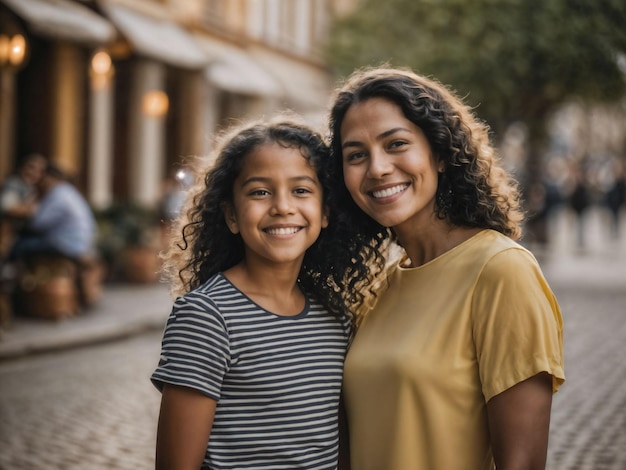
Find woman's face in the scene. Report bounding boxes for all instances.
[340,97,442,230]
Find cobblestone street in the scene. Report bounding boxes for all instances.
[539,207,626,470]
[0,207,624,469]
[544,261,626,470]
[0,332,163,470]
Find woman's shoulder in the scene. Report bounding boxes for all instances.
[463,229,529,259]
[468,230,544,282]
[445,229,538,278]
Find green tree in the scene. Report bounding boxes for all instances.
[326,0,626,180]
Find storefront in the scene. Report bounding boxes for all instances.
[0,0,335,210]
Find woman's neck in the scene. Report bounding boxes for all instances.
[395,220,481,268]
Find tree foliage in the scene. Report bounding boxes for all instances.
[325,0,626,140]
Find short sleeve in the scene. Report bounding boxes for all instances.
[150,294,230,400]
[472,248,565,401]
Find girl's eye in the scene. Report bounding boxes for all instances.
[249,189,270,196]
[294,187,312,195]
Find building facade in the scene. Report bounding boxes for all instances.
[0,0,341,210]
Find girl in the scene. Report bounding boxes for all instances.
[327,66,565,470]
[151,115,367,469]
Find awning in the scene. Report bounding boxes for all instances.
[0,0,116,45]
[99,3,208,69]
[201,41,283,97]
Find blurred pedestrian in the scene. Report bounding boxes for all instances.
[524,176,561,248]
[604,158,625,238]
[567,162,590,249]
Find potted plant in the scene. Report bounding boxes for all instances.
[95,203,163,283]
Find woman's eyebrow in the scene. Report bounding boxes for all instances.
[341,127,411,150]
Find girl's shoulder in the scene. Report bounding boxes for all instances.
[176,273,241,311]
[188,272,229,293]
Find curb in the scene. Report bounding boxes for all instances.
[0,316,165,361]
[0,283,172,361]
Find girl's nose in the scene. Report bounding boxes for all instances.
[366,151,392,179]
[270,192,295,215]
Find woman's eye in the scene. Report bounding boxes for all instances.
[389,140,407,150]
[294,187,312,195]
[344,151,365,162]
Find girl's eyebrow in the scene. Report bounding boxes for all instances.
[341,127,411,150]
[240,175,318,186]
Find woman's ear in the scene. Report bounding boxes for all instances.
[438,159,445,173]
[223,203,239,234]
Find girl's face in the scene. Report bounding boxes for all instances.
[340,97,442,231]
[224,142,328,269]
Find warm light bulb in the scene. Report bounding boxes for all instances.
[91,50,112,75]
[8,34,26,66]
[142,90,169,117]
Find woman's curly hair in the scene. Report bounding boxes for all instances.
[325,67,525,324]
[328,66,524,240]
[161,114,375,319]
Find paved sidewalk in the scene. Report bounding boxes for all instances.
[0,282,173,360]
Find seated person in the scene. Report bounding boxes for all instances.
[0,153,46,219]
[10,163,97,264]
[0,153,47,257]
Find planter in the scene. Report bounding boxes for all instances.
[17,256,79,319]
[120,246,161,283]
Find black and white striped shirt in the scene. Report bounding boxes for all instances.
[151,273,351,469]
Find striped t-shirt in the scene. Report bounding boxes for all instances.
[151,273,351,469]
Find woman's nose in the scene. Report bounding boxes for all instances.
[366,151,392,178]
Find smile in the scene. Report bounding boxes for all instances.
[371,183,409,199]
[264,226,302,235]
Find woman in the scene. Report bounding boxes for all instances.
[327,66,565,470]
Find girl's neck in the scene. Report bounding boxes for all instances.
[224,262,305,316]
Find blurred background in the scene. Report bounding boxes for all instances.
[0,0,625,469]
[0,0,624,273]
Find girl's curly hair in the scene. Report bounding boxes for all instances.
[161,114,376,319]
[328,66,524,240]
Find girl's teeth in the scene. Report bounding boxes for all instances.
[372,184,407,198]
[267,227,299,235]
